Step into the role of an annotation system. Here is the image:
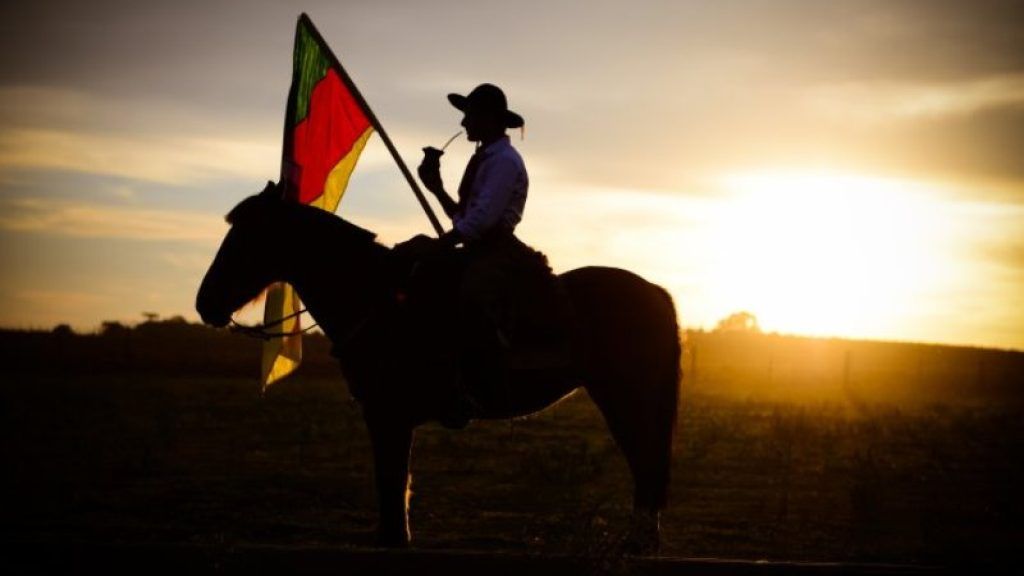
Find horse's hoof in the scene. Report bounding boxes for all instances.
[623,510,660,556]
[622,533,659,557]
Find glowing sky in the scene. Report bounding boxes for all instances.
[1,0,1022,349]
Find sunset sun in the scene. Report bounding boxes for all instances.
[707,170,961,339]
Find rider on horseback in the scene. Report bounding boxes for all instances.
[398,84,563,427]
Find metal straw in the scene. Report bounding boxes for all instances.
[440,130,463,152]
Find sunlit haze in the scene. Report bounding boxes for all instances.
[1,1,1022,350]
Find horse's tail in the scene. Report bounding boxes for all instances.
[650,283,681,509]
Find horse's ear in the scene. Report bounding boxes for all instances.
[225,181,291,224]
[259,180,284,199]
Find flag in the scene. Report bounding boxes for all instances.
[262,14,375,388]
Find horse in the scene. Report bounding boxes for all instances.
[195,185,682,552]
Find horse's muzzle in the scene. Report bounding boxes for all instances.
[202,312,231,328]
[197,308,230,328]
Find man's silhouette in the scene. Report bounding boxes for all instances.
[418,83,528,248]
[399,84,554,427]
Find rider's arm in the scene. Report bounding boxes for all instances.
[417,152,459,218]
[438,227,464,248]
[432,187,459,218]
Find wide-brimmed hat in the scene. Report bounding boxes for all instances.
[447,83,524,129]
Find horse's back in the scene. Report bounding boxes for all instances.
[560,266,674,308]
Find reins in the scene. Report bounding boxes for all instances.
[229,307,319,340]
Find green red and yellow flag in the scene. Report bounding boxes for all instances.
[262,14,375,387]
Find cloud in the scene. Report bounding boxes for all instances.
[0,85,283,186]
[0,197,225,242]
[0,84,414,192]
[859,103,1024,187]
[0,127,278,185]
[804,73,1024,123]
[13,289,110,309]
[159,250,217,272]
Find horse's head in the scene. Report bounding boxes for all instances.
[196,183,286,327]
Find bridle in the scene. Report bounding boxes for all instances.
[229,307,319,340]
[227,294,388,349]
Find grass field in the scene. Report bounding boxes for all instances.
[2,323,1022,569]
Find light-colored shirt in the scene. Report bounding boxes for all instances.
[454,135,528,240]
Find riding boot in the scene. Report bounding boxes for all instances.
[438,320,508,429]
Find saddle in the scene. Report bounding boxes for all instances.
[393,233,575,383]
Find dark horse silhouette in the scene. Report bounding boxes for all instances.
[196,186,681,552]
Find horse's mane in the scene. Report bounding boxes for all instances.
[225,191,381,248]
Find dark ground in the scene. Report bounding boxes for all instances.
[1,322,1022,572]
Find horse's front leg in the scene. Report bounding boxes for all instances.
[365,410,415,548]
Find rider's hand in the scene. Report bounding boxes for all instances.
[418,147,444,194]
[393,234,440,261]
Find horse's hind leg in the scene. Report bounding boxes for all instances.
[589,375,675,553]
[364,410,414,548]
[586,341,679,553]
[563,267,682,553]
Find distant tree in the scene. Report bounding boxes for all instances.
[101,321,129,335]
[142,312,160,323]
[714,311,761,333]
[52,324,75,337]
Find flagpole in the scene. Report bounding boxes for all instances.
[298,14,445,237]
